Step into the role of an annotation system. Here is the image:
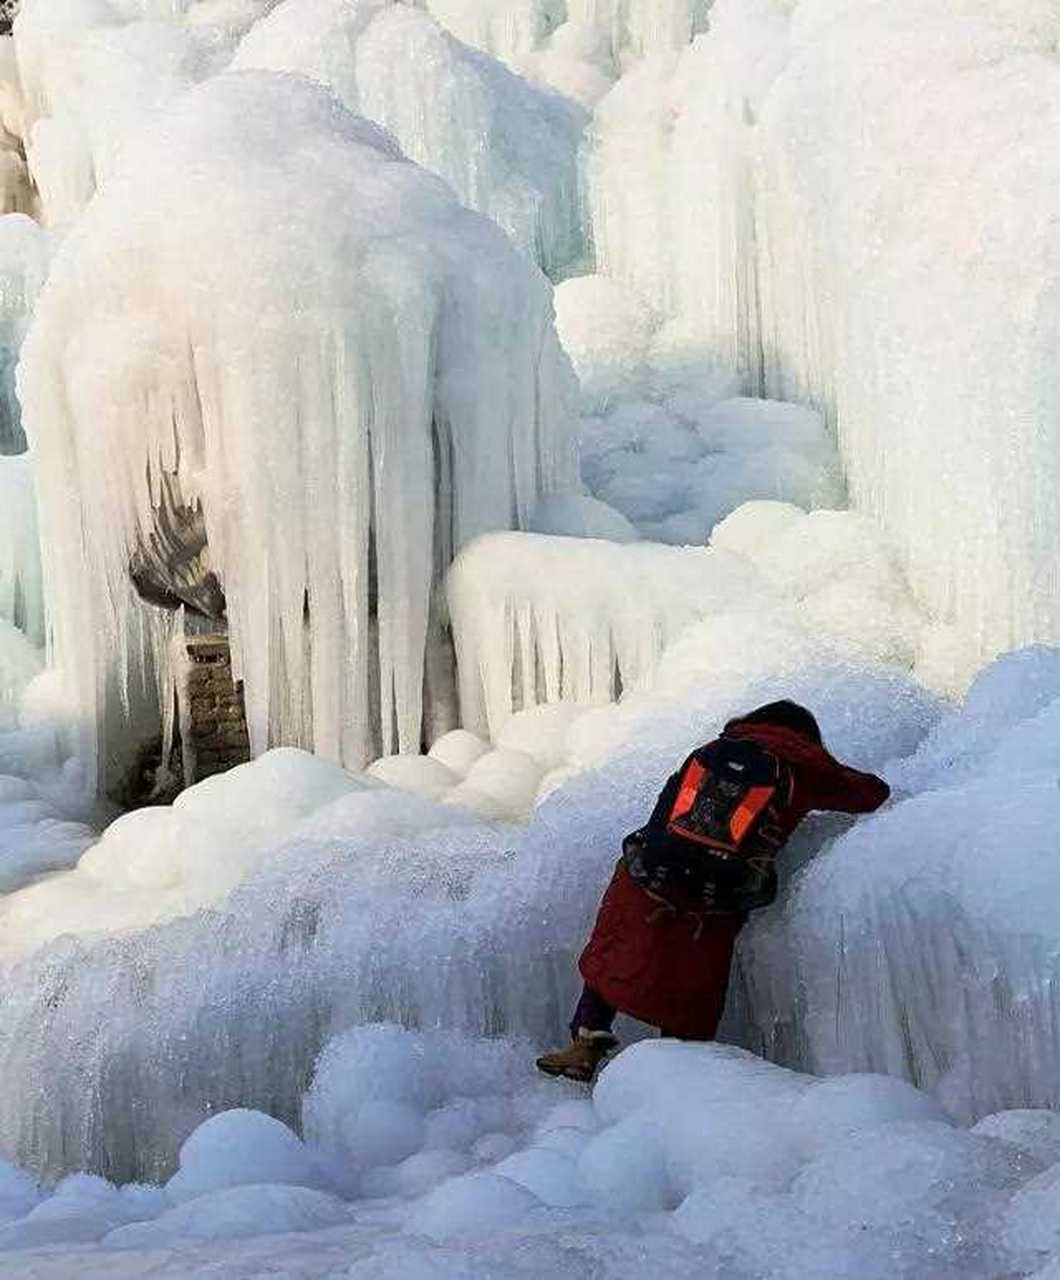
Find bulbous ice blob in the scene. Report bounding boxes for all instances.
[165,1109,324,1204]
[428,729,490,778]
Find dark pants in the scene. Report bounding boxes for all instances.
[570,980,722,1041]
[570,983,617,1037]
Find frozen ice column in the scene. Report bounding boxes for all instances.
[19,71,577,785]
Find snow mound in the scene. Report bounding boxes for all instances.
[165,1109,326,1204]
[0,747,479,947]
[21,70,576,784]
[553,274,659,408]
[427,729,489,778]
[104,1183,351,1249]
[302,1025,541,1196]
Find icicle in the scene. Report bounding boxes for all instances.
[235,2,589,281]
[20,72,576,786]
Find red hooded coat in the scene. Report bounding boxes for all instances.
[578,721,890,1038]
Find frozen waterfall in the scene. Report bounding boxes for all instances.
[587,0,1060,682]
[0,6,1058,1272]
[234,1,589,279]
[0,665,936,1183]
[19,71,576,784]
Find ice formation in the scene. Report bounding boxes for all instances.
[585,0,1060,675]
[731,646,1060,1123]
[20,71,576,781]
[0,1,1059,1275]
[0,454,42,646]
[0,214,47,453]
[0,1032,1057,1275]
[11,0,273,225]
[578,395,843,544]
[0,638,938,1180]
[422,0,711,102]
[447,503,920,740]
[234,1,589,278]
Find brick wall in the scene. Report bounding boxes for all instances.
[174,635,250,785]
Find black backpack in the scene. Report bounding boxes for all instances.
[624,738,793,913]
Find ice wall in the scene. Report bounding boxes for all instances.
[587,1,789,385]
[234,2,589,278]
[0,663,935,1181]
[19,71,576,783]
[729,647,1060,1123]
[587,0,1060,681]
[755,0,1060,676]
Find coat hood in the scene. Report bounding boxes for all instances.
[723,719,835,768]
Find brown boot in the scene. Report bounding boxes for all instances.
[535,1030,619,1083]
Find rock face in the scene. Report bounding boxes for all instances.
[128,472,226,621]
[174,635,250,785]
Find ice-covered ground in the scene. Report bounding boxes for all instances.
[0,627,1049,1277]
[1,1031,1060,1278]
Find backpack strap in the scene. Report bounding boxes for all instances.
[730,785,777,843]
[669,758,706,825]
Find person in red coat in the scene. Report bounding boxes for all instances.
[536,700,890,1082]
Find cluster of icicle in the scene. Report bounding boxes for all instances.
[234,0,589,281]
[0,454,41,646]
[19,72,576,782]
[12,0,590,279]
[588,0,1060,672]
[448,531,759,737]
